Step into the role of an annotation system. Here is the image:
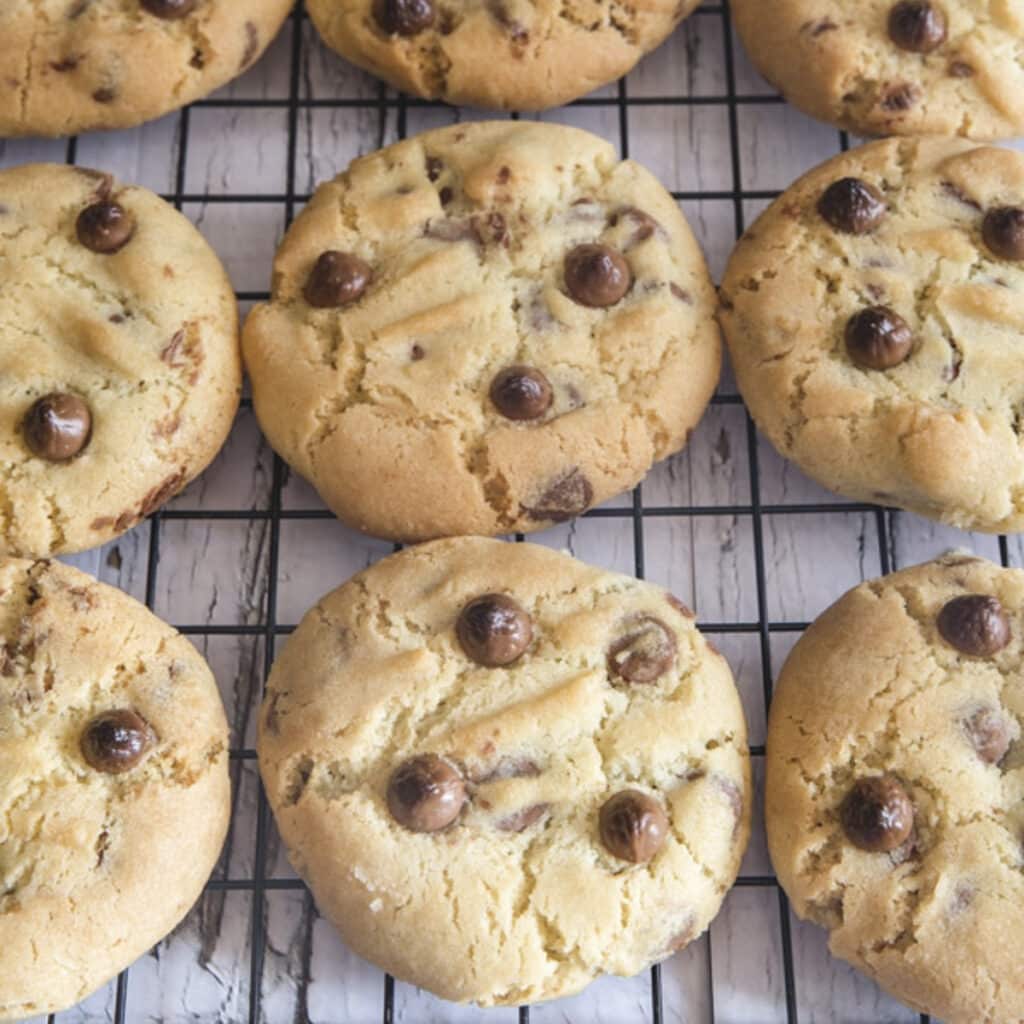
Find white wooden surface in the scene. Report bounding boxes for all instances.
[5,4,1018,1022]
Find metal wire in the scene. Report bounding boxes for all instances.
[39,1,948,1020]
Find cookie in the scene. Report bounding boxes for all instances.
[720,137,1024,533]
[732,1,1024,140]
[258,537,750,1006]
[0,0,293,137]
[307,0,697,110]
[243,121,719,542]
[0,557,230,1019]
[766,553,1024,1023]
[0,163,242,557]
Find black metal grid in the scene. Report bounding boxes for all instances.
[35,0,989,1019]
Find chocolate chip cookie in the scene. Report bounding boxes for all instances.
[720,137,1024,533]
[258,537,750,1006]
[243,121,719,541]
[732,1,1024,139]
[0,0,293,137]
[767,553,1024,1023]
[307,0,697,110]
[0,163,242,557]
[0,557,230,1019]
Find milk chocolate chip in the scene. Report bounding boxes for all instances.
[81,710,155,774]
[608,616,677,684]
[490,366,553,421]
[982,207,1024,262]
[387,754,465,832]
[963,707,1011,765]
[564,244,632,308]
[141,0,196,17]
[845,306,913,370]
[304,251,372,308]
[888,2,947,53]
[937,595,1010,657]
[24,393,92,461]
[457,594,533,667]
[375,0,435,35]
[818,178,886,235]
[77,201,135,254]
[840,775,914,852]
[599,790,668,863]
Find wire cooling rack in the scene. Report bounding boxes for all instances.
[16,0,1017,1019]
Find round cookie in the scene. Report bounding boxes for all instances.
[0,163,242,557]
[720,137,1024,533]
[0,0,293,137]
[258,537,750,1006]
[766,553,1024,1023]
[732,0,1024,140]
[0,557,230,1019]
[307,0,697,110]
[243,121,719,542]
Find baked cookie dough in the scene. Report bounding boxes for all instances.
[732,1,1024,140]
[243,121,719,541]
[720,137,1024,533]
[0,557,230,1020]
[767,553,1024,1023]
[0,0,293,137]
[0,163,242,557]
[307,0,697,110]
[258,537,750,1006]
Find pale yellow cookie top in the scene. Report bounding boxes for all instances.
[0,557,230,1021]
[258,537,750,1006]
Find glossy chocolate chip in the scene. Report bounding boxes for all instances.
[818,178,886,235]
[303,251,372,308]
[375,0,435,35]
[457,594,533,667]
[840,775,914,853]
[564,244,633,308]
[387,754,465,832]
[938,595,1010,657]
[608,617,676,684]
[23,393,92,461]
[76,201,135,254]
[982,207,1024,261]
[490,366,553,421]
[141,0,196,17]
[963,707,1011,765]
[599,790,669,863]
[845,306,913,370]
[81,710,155,774]
[888,2,947,53]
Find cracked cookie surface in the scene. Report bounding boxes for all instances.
[732,0,1024,139]
[243,121,719,542]
[766,554,1024,1024]
[0,0,293,137]
[0,557,230,1021]
[720,137,1024,533]
[307,0,696,110]
[258,537,750,1006]
[0,163,241,557]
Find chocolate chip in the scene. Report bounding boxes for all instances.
[457,594,533,667]
[386,754,465,832]
[375,0,435,35]
[303,251,372,308]
[599,790,669,863]
[496,804,548,832]
[77,201,135,254]
[525,468,594,522]
[949,61,974,78]
[840,775,914,853]
[818,178,886,235]
[937,595,1011,657]
[91,86,117,104]
[439,186,454,206]
[426,155,443,182]
[240,21,260,68]
[81,710,155,774]
[963,707,1011,765]
[608,616,677,684]
[982,207,1024,261]
[845,306,913,370]
[564,244,632,308]
[612,206,662,248]
[881,83,919,111]
[23,393,92,461]
[888,2,946,53]
[489,366,553,421]
[411,344,425,361]
[140,0,196,18]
